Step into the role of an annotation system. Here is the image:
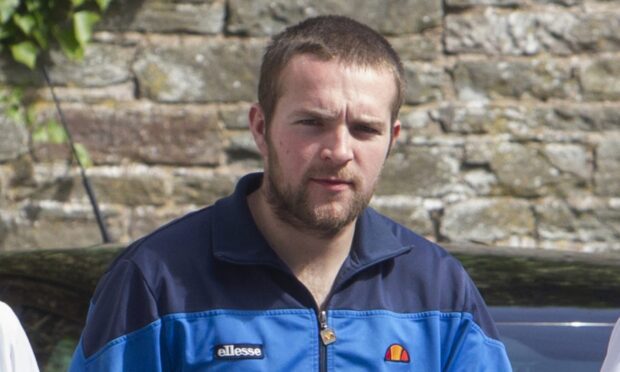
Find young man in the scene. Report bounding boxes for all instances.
[0,302,40,372]
[70,16,511,371]
[601,318,620,372]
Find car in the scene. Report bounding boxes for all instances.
[1,243,619,371]
[450,244,620,371]
[492,306,618,371]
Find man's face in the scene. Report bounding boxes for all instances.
[250,54,400,235]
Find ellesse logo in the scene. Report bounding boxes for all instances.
[384,343,410,363]
[214,344,264,360]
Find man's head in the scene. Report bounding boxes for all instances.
[249,16,404,236]
[258,15,405,128]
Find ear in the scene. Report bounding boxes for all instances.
[391,119,401,146]
[388,119,401,153]
[249,103,269,157]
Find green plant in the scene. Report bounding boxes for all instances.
[0,0,111,69]
[0,87,92,166]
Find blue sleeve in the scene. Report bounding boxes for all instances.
[69,259,166,371]
[444,270,512,372]
[444,314,512,371]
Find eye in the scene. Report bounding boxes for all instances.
[297,118,321,126]
[353,124,381,135]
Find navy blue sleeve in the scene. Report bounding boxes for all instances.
[70,258,165,371]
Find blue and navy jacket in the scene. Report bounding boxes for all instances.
[70,173,511,371]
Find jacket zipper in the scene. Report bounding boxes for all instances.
[318,309,336,372]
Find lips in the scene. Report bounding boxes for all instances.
[309,177,354,191]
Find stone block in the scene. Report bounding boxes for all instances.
[543,143,592,180]
[579,58,620,101]
[0,44,132,87]
[98,0,225,34]
[489,142,560,197]
[399,108,443,141]
[128,206,193,240]
[56,103,223,166]
[0,212,9,249]
[227,0,441,36]
[434,105,527,134]
[371,196,435,237]
[594,139,620,196]
[534,199,577,240]
[82,166,171,206]
[531,106,620,132]
[464,139,496,165]
[592,207,620,240]
[463,169,499,195]
[226,132,262,162]
[378,145,462,197]
[440,198,535,243]
[0,59,43,86]
[33,82,136,104]
[388,35,440,62]
[134,40,264,102]
[446,0,522,6]
[446,12,620,55]
[453,59,574,101]
[446,12,544,55]
[0,115,28,162]
[20,164,170,206]
[1,202,124,250]
[404,62,446,104]
[218,104,251,130]
[533,0,582,5]
[45,44,135,87]
[172,169,238,205]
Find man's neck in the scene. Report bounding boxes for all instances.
[246,188,356,308]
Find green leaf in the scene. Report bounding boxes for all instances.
[13,13,37,35]
[0,26,10,40]
[96,0,112,11]
[0,0,19,23]
[71,0,86,7]
[32,120,68,144]
[10,41,39,69]
[46,120,67,144]
[73,11,100,47]
[25,106,38,127]
[75,143,92,167]
[53,25,84,60]
[24,0,42,12]
[32,28,48,49]
[32,125,49,142]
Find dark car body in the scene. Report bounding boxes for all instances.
[492,306,618,371]
[450,244,620,371]
[1,243,619,371]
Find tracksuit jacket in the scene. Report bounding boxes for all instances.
[70,173,512,371]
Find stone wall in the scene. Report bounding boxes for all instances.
[1,0,619,253]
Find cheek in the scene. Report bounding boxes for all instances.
[359,145,390,178]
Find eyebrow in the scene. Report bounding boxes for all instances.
[289,108,339,121]
[289,108,387,127]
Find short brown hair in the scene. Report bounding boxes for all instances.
[258,15,405,126]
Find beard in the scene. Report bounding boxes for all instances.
[264,148,372,238]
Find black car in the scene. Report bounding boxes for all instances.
[1,243,619,371]
[451,244,620,371]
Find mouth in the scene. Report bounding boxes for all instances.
[309,177,354,191]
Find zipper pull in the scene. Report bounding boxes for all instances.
[319,310,336,345]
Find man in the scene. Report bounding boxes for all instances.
[0,302,40,372]
[70,15,511,371]
[601,317,620,372]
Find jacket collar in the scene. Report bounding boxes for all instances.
[211,173,412,272]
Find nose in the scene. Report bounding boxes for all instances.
[320,125,354,165]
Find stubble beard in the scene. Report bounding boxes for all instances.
[264,147,372,238]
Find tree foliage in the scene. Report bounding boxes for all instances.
[0,0,111,69]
